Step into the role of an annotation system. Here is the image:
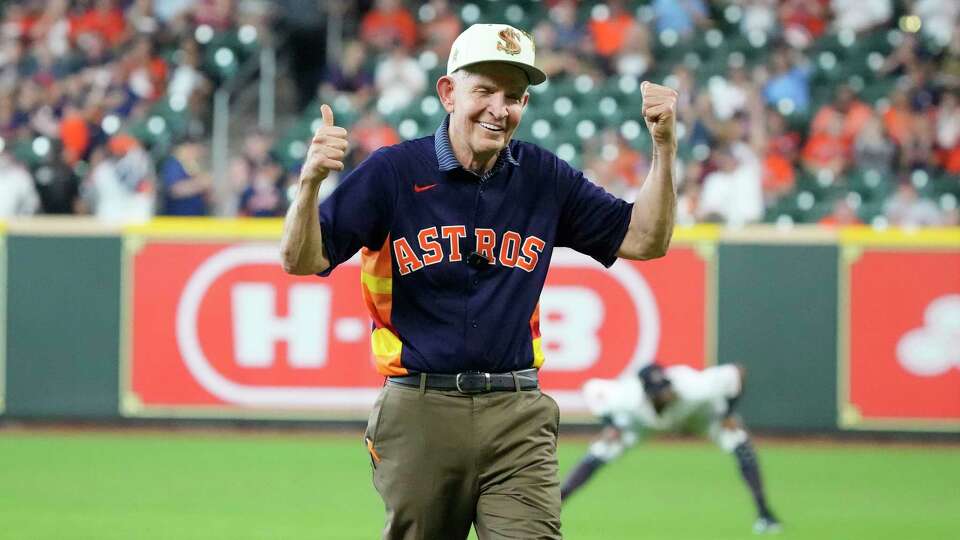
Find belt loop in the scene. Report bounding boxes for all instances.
[511,371,521,392]
[418,373,427,394]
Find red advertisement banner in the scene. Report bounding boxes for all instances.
[845,250,960,429]
[124,240,710,417]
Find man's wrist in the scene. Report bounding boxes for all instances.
[654,143,677,160]
[298,175,324,190]
[296,178,323,202]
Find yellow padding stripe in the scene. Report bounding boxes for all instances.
[839,226,960,247]
[370,328,403,361]
[532,337,545,368]
[361,271,393,295]
[124,218,284,238]
[672,224,721,242]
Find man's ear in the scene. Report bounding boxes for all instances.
[437,76,456,113]
[521,92,530,109]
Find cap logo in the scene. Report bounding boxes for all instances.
[496,28,522,56]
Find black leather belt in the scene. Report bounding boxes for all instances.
[388,368,539,394]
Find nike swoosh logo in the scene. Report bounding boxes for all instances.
[414,183,438,193]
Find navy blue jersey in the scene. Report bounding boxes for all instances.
[318,117,633,375]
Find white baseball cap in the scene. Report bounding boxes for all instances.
[447,24,547,85]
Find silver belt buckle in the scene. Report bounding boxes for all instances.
[455,371,492,393]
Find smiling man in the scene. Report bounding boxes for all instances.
[280,23,679,540]
[442,62,529,174]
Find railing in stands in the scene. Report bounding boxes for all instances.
[210,34,282,216]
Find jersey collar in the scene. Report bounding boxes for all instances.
[434,115,519,180]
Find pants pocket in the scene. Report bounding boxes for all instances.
[541,391,561,439]
[363,386,390,469]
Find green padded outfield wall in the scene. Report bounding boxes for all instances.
[5,235,122,418]
[0,231,845,427]
[717,243,839,431]
[5,224,953,433]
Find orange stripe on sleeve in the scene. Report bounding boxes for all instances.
[361,236,407,376]
[529,302,541,339]
[361,237,395,327]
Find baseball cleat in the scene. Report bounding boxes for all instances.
[753,516,782,534]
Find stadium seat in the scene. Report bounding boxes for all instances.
[806,199,835,223]
[848,168,894,203]
[482,1,537,31]
[932,172,960,197]
[856,200,886,223]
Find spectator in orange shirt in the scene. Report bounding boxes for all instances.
[802,114,848,177]
[764,109,801,160]
[779,0,828,48]
[70,0,128,47]
[349,110,400,168]
[3,3,38,39]
[589,0,636,59]
[361,0,418,52]
[940,142,960,174]
[420,0,462,60]
[934,92,960,173]
[584,128,649,199]
[882,88,914,147]
[60,101,90,165]
[744,98,796,203]
[762,152,795,201]
[122,37,168,101]
[810,85,873,151]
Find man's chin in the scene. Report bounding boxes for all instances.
[472,136,507,154]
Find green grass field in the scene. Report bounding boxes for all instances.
[1,430,957,540]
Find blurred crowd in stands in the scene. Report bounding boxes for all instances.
[0,0,268,220]
[0,0,958,228]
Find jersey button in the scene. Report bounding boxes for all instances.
[471,320,479,328]
[473,278,479,286]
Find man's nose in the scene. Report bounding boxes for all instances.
[488,94,509,119]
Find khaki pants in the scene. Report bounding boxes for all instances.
[363,382,562,540]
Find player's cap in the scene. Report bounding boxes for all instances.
[447,24,547,86]
[638,363,671,394]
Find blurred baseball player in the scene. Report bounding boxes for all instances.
[561,362,783,534]
[281,22,679,539]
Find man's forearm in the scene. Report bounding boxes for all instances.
[280,182,330,275]
[618,145,677,260]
